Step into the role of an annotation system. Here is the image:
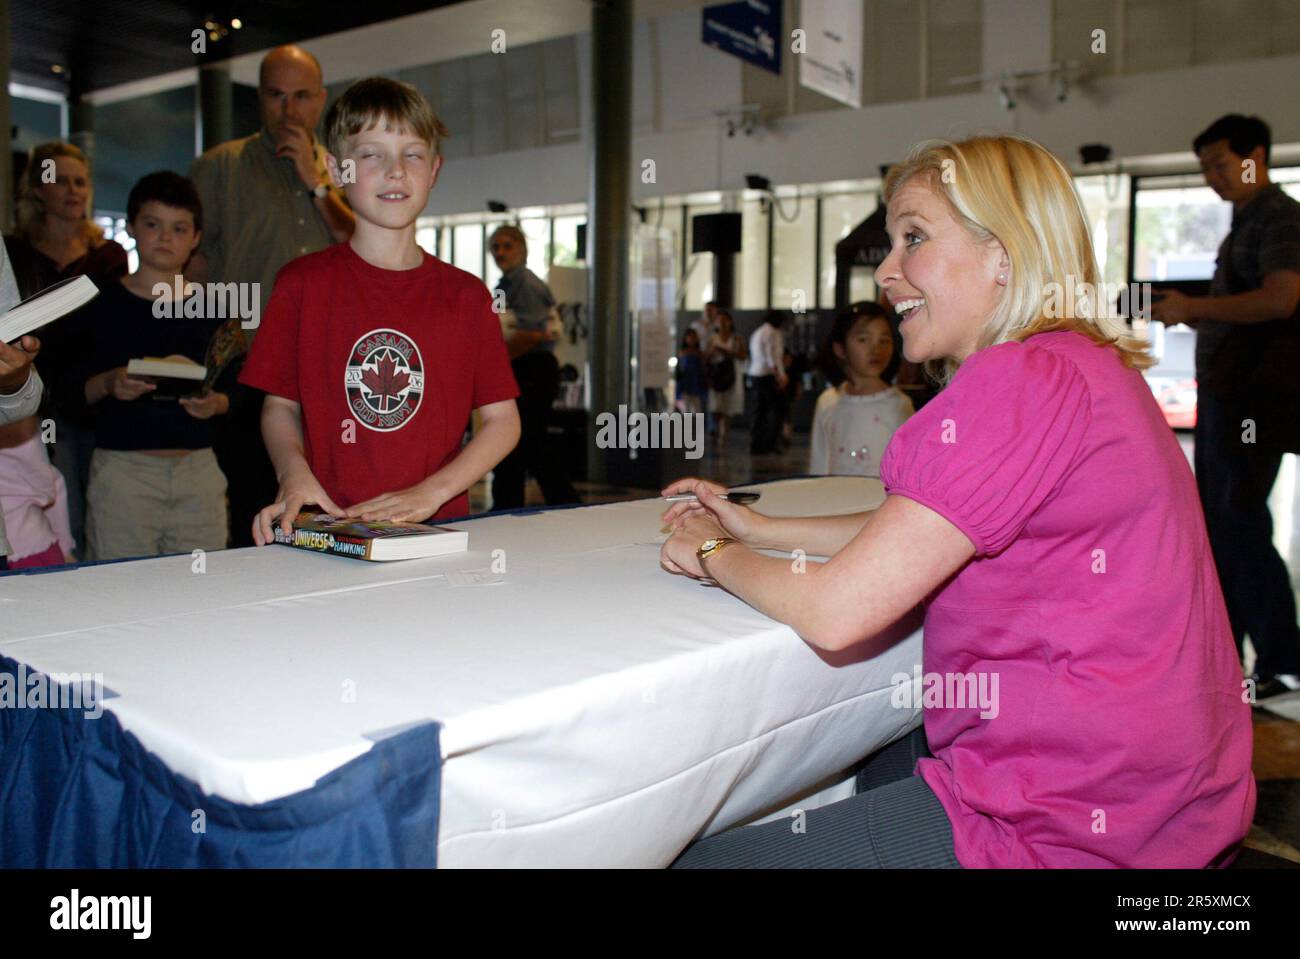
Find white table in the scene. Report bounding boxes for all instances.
[0,477,923,867]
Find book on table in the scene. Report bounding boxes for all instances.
[1,274,100,344]
[272,511,469,561]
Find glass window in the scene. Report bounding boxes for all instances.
[415,219,438,257]
[552,215,585,266]
[453,223,485,280]
[520,217,550,275]
[737,199,768,310]
[1074,173,1131,289]
[1276,166,1300,202]
[819,193,875,308]
[1133,174,1231,281]
[771,192,816,313]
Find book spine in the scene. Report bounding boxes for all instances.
[273,529,374,560]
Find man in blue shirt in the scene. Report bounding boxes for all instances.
[489,225,578,509]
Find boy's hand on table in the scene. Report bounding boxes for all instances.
[253,465,345,546]
[0,336,39,393]
[179,391,229,420]
[344,479,447,524]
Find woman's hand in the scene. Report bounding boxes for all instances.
[660,477,767,546]
[660,509,730,578]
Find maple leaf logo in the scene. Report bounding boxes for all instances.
[360,351,411,412]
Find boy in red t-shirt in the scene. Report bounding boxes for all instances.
[241,78,521,545]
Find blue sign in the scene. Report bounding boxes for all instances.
[702,0,781,75]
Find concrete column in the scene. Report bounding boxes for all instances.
[198,61,233,153]
[587,0,634,483]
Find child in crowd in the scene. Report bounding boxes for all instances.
[676,328,707,417]
[809,301,913,477]
[241,77,520,543]
[0,420,74,569]
[71,171,233,561]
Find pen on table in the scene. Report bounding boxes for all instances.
[663,491,760,505]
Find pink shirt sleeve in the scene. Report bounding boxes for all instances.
[880,340,1092,556]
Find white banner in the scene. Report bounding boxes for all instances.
[799,0,863,109]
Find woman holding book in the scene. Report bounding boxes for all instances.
[660,134,1255,868]
[2,141,129,557]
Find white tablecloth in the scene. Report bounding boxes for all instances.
[0,476,922,867]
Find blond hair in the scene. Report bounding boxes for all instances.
[15,142,108,248]
[883,134,1151,384]
[324,77,449,159]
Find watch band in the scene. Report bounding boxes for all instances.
[697,537,736,563]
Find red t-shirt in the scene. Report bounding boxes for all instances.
[239,243,519,520]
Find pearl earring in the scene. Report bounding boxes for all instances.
[998,272,1007,283]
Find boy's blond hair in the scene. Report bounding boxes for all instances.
[324,77,450,159]
[884,134,1152,385]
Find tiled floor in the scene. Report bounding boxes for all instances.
[472,421,1300,863]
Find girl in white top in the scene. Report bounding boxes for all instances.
[810,301,914,477]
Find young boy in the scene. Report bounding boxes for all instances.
[73,171,232,560]
[241,78,520,545]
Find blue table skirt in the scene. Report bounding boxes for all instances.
[0,655,441,868]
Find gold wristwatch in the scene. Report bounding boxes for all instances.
[697,537,736,563]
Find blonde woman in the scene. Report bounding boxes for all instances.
[661,134,1255,868]
[4,142,128,557]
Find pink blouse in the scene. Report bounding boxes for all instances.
[880,331,1255,867]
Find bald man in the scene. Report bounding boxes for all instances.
[190,45,356,548]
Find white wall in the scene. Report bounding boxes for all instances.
[422,3,1300,216]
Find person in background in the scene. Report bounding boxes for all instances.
[662,134,1253,868]
[190,44,356,548]
[0,242,44,574]
[489,224,578,510]
[810,301,914,476]
[70,172,232,561]
[692,300,718,355]
[706,308,746,446]
[0,419,74,570]
[676,328,707,417]
[3,141,129,557]
[1152,114,1300,701]
[746,310,787,455]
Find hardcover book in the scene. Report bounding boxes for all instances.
[272,511,469,561]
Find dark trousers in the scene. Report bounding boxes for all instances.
[672,725,960,868]
[491,351,578,511]
[1195,390,1300,677]
[749,374,781,454]
[213,388,279,549]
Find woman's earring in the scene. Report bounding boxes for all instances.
[998,272,1007,283]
